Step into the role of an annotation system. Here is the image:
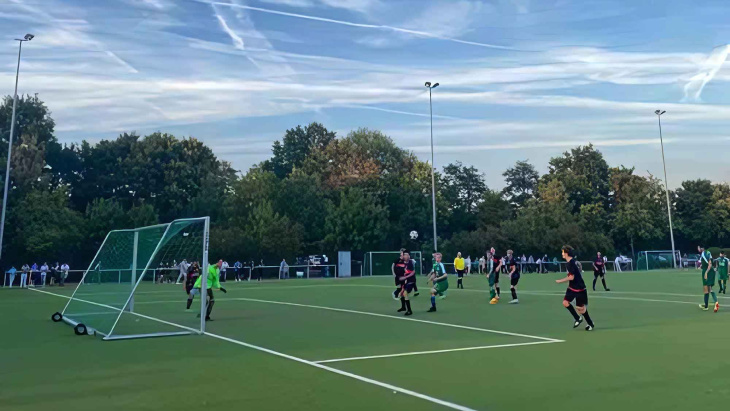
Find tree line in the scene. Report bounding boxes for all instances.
[1,95,728,269]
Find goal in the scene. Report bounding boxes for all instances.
[364,251,423,276]
[636,250,679,271]
[53,217,210,340]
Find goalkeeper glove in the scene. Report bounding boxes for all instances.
[220,287,227,293]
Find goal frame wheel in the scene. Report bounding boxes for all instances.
[74,323,88,336]
[51,312,63,322]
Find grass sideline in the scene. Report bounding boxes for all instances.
[2,268,729,410]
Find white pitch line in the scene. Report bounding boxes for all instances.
[28,288,200,334]
[313,340,562,364]
[204,331,477,411]
[225,296,562,342]
[31,285,476,410]
[519,291,699,305]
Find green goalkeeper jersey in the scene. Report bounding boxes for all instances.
[194,265,221,289]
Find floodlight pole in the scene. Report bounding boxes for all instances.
[426,82,439,252]
[0,35,33,261]
[655,110,677,268]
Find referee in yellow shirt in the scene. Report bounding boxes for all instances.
[454,252,466,289]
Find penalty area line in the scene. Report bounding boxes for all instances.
[224,296,562,342]
[313,340,563,364]
[204,331,478,411]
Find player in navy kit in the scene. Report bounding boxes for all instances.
[592,251,610,291]
[556,245,595,331]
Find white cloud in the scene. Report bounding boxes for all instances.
[401,1,486,39]
[683,44,730,102]
[213,7,245,50]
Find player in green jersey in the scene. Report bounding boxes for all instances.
[427,252,448,312]
[193,260,227,321]
[716,250,729,294]
[698,246,718,312]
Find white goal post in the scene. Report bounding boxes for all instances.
[53,217,210,340]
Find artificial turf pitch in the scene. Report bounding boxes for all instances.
[2,269,729,410]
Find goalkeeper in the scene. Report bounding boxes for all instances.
[193,260,227,321]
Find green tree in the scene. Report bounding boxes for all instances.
[675,179,722,247]
[609,167,666,257]
[6,187,84,266]
[325,187,389,251]
[502,160,539,209]
[441,161,487,233]
[476,189,512,229]
[544,144,610,212]
[267,122,336,178]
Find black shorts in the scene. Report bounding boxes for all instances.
[185,284,194,295]
[564,289,588,307]
[403,282,416,293]
[594,270,604,277]
[510,276,520,286]
[456,269,465,278]
[394,277,402,286]
[207,288,215,300]
[492,271,500,283]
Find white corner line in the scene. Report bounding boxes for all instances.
[225,296,562,342]
[313,340,564,364]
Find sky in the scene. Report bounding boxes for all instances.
[1,0,729,189]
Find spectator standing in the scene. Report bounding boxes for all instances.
[248,260,255,281]
[175,260,190,284]
[528,255,535,273]
[234,260,243,281]
[479,256,486,274]
[60,263,70,286]
[50,262,59,286]
[614,255,623,272]
[39,262,49,286]
[30,263,38,287]
[520,254,527,273]
[323,254,329,277]
[257,259,264,281]
[21,264,30,288]
[279,259,289,279]
[6,266,17,288]
[220,260,229,282]
[464,255,472,275]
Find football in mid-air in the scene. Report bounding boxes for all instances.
[409,230,418,240]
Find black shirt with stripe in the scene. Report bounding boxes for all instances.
[567,258,586,291]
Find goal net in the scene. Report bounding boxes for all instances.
[364,251,423,276]
[56,217,210,340]
[636,250,679,271]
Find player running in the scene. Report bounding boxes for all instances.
[396,250,416,316]
[698,246,718,312]
[454,252,465,289]
[717,251,729,294]
[592,252,610,291]
[427,252,448,312]
[506,250,521,304]
[193,260,227,321]
[556,245,595,331]
[488,247,502,304]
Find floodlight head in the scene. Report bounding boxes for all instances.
[24,34,34,41]
[655,109,665,115]
[433,83,439,88]
[425,82,431,87]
